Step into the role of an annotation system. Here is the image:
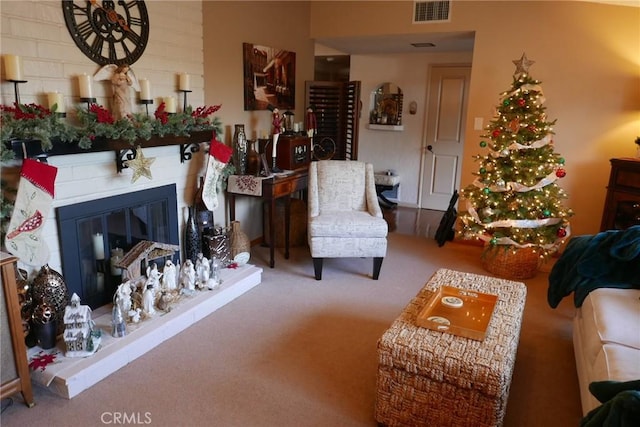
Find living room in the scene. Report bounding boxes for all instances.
[1,1,638,426]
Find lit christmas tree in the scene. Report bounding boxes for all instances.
[458,54,573,260]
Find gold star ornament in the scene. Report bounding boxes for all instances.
[513,53,535,77]
[124,146,155,183]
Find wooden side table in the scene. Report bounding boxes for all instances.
[227,169,308,268]
[600,158,640,231]
[0,252,35,407]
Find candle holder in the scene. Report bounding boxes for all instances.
[140,99,153,115]
[8,79,27,104]
[180,89,192,112]
[80,97,97,110]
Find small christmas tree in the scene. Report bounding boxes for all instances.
[458,54,573,261]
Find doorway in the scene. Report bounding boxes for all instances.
[420,65,471,211]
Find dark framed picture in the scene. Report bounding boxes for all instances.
[243,42,295,111]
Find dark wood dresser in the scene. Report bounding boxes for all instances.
[600,158,640,231]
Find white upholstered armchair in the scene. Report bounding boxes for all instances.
[308,160,388,280]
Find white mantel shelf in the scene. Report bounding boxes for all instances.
[366,123,404,131]
[28,264,262,399]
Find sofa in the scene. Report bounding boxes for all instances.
[548,225,640,422]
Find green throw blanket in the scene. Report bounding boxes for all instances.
[581,380,640,427]
[548,225,640,308]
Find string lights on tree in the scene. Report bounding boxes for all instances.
[458,53,574,258]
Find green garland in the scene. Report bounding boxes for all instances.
[0,102,223,162]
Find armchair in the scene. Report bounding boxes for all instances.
[308,160,388,280]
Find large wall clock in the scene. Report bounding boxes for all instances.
[62,0,150,66]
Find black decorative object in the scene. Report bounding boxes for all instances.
[435,190,459,247]
[233,124,248,175]
[62,0,150,66]
[184,206,200,264]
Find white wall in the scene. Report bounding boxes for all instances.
[1,1,208,275]
[350,52,472,206]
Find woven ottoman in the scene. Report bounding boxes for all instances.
[375,268,527,427]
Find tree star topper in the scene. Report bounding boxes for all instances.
[513,53,535,77]
[124,146,155,183]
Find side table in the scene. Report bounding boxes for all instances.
[227,169,308,268]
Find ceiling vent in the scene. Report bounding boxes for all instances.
[413,1,451,23]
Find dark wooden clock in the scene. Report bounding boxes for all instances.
[62,0,150,66]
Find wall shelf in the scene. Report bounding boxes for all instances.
[366,124,404,132]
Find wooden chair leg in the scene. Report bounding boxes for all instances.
[372,257,384,280]
[313,258,323,280]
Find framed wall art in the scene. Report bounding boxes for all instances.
[243,42,295,111]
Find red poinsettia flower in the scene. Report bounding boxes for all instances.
[89,104,114,124]
[155,102,169,125]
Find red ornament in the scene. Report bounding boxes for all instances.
[556,168,566,178]
[527,125,537,133]
[517,98,526,107]
[557,228,567,238]
[492,129,501,138]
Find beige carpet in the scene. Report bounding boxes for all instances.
[1,233,582,426]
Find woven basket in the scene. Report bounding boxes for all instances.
[481,245,540,280]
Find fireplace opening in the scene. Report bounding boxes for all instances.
[56,184,180,309]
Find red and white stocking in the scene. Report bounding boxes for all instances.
[202,133,233,211]
[4,159,58,266]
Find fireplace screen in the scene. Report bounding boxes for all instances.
[57,185,179,309]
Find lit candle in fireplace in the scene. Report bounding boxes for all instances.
[93,233,105,260]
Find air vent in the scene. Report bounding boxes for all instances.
[414,1,451,23]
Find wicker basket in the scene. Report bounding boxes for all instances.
[481,245,540,280]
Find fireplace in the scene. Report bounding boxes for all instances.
[56,185,180,309]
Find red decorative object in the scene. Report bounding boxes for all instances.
[154,102,169,125]
[556,168,566,178]
[492,129,501,138]
[210,132,233,163]
[557,228,567,238]
[89,104,114,124]
[517,98,526,107]
[6,210,43,239]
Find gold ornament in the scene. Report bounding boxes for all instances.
[124,146,155,183]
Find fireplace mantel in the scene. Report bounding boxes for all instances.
[6,130,213,170]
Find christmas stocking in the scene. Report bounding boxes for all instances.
[4,159,58,266]
[202,133,233,211]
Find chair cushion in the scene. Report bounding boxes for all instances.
[316,161,367,212]
[309,211,388,238]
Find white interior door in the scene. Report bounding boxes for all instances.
[420,66,471,210]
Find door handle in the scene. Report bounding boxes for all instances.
[427,145,434,153]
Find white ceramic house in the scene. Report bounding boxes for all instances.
[63,293,100,357]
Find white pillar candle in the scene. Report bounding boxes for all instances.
[96,272,105,293]
[4,54,24,81]
[78,73,93,99]
[163,96,176,113]
[93,233,105,260]
[47,92,66,113]
[179,73,190,91]
[139,78,151,100]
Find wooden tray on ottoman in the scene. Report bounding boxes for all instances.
[416,285,498,341]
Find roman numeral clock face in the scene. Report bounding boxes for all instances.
[62,0,149,66]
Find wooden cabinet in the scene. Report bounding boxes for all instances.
[600,158,640,231]
[259,135,311,171]
[0,252,34,407]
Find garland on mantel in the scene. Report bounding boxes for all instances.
[0,102,223,163]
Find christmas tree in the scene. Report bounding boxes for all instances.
[458,54,573,259]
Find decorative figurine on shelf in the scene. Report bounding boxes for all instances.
[142,282,156,316]
[115,281,134,319]
[270,104,284,172]
[63,293,101,357]
[162,259,178,291]
[180,259,197,295]
[111,301,127,338]
[93,63,141,120]
[195,252,210,289]
[209,256,222,290]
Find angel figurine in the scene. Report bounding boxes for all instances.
[94,64,140,120]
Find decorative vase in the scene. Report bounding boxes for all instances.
[481,245,540,280]
[184,205,200,264]
[204,226,231,267]
[31,264,69,335]
[230,220,250,259]
[194,176,214,257]
[247,140,261,176]
[233,124,248,175]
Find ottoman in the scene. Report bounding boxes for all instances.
[375,268,527,427]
